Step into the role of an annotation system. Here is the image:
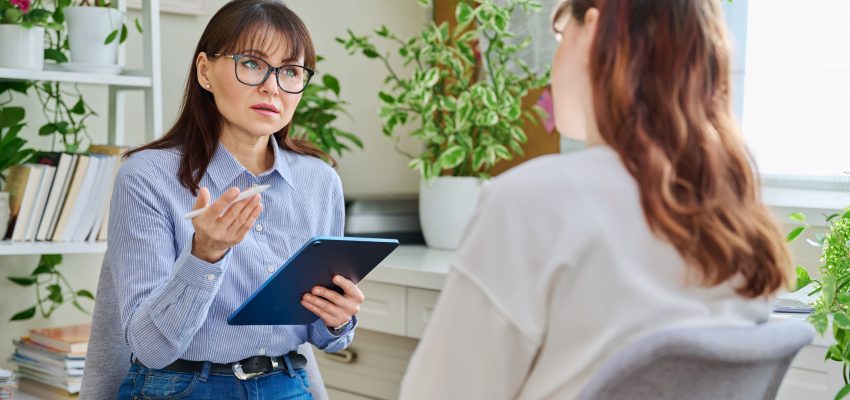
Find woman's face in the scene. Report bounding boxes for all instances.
[551,9,599,141]
[196,34,305,140]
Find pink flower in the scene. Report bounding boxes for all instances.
[10,0,30,13]
[536,86,556,134]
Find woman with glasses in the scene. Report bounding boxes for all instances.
[400,0,792,398]
[80,1,361,398]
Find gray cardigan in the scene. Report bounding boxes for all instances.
[79,257,330,399]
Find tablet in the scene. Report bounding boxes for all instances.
[227,236,399,326]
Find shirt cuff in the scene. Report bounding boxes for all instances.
[174,238,231,290]
[309,315,357,343]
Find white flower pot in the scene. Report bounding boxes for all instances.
[419,177,484,250]
[0,25,45,70]
[0,192,10,239]
[64,7,124,66]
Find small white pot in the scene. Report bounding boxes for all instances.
[64,6,124,66]
[0,192,10,239]
[0,25,45,70]
[419,177,484,250]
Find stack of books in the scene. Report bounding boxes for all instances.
[3,145,127,243]
[0,368,14,399]
[9,324,90,400]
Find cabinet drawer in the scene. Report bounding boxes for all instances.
[357,281,406,336]
[405,288,440,339]
[316,329,418,400]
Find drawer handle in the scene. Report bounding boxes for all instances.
[325,349,356,364]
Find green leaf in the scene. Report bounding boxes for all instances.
[70,99,86,115]
[378,91,395,104]
[795,266,812,291]
[135,17,143,34]
[31,263,54,275]
[437,146,466,170]
[76,289,95,300]
[119,24,128,44]
[38,123,57,136]
[417,0,431,6]
[834,312,850,330]
[362,48,379,59]
[786,226,805,242]
[10,306,36,321]
[47,284,63,303]
[494,144,512,160]
[836,383,850,400]
[7,276,36,286]
[72,300,90,315]
[510,126,528,143]
[810,311,829,334]
[104,29,119,45]
[322,75,340,96]
[826,213,841,222]
[456,2,474,26]
[44,48,68,63]
[0,106,25,128]
[789,212,806,223]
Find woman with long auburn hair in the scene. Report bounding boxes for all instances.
[400,0,792,398]
[80,1,364,398]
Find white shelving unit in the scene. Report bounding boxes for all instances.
[0,0,162,257]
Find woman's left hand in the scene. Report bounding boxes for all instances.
[301,275,364,331]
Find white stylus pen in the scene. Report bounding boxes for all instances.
[183,184,271,220]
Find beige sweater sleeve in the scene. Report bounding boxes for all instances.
[400,270,539,400]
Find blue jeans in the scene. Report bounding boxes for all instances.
[116,362,313,399]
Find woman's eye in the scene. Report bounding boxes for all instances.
[283,68,298,78]
[242,59,260,70]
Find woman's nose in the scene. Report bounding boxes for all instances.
[259,70,279,95]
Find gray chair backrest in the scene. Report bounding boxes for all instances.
[577,320,814,400]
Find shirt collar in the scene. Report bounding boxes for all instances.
[207,140,295,190]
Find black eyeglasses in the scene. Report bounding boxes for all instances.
[213,53,314,94]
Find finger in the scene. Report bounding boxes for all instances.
[301,300,336,325]
[310,285,346,306]
[333,276,365,302]
[219,193,256,229]
[194,187,210,211]
[303,294,349,321]
[208,187,240,217]
[234,202,263,237]
[226,194,261,233]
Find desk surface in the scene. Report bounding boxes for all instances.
[367,245,454,291]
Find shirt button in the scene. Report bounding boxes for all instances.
[258,348,266,355]
[205,274,215,281]
[251,183,258,188]
[267,265,275,273]
[255,224,263,232]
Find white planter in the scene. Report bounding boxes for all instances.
[64,6,123,66]
[0,192,10,239]
[419,177,484,250]
[0,25,45,70]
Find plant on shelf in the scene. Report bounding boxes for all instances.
[337,0,548,250]
[0,0,58,28]
[34,81,97,153]
[789,211,850,399]
[0,82,35,182]
[337,0,548,180]
[7,254,95,321]
[291,56,363,158]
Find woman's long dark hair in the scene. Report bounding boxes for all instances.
[553,0,791,298]
[126,0,332,195]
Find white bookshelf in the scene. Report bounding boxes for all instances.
[0,241,106,255]
[0,0,162,257]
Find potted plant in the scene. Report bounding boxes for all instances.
[0,0,58,70]
[0,82,35,238]
[291,56,363,158]
[33,81,97,152]
[789,211,850,399]
[338,0,548,249]
[61,0,142,71]
[8,254,95,321]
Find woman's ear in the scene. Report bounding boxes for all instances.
[578,8,600,64]
[196,52,212,90]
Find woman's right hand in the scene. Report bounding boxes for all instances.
[191,187,263,263]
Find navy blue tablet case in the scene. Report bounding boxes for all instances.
[227,236,399,326]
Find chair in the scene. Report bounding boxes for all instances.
[577,320,814,400]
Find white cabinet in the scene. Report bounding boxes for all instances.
[405,288,440,339]
[357,281,407,336]
[777,345,845,400]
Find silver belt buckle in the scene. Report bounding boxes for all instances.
[232,357,278,380]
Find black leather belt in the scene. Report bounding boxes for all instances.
[134,351,307,380]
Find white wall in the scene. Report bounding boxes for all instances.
[0,0,427,369]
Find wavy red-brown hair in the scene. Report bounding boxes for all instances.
[553,0,791,298]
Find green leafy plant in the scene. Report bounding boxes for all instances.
[7,254,95,321]
[33,81,97,153]
[337,0,549,180]
[291,56,362,158]
[789,211,850,399]
[0,82,35,183]
[0,0,60,29]
[72,0,143,45]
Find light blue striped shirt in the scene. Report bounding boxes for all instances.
[105,140,354,369]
